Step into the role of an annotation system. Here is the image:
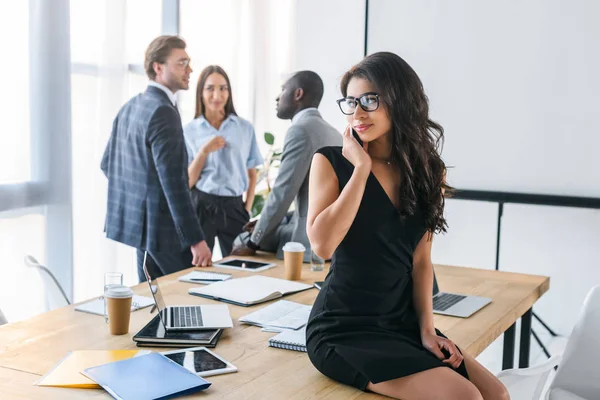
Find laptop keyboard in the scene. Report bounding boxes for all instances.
[172,306,203,328]
[433,293,466,311]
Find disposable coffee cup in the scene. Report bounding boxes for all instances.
[282,242,306,280]
[105,285,134,335]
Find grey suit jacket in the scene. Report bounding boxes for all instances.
[251,109,342,261]
[101,86,204,253]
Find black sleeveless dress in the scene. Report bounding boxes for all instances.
[306,147,469,391]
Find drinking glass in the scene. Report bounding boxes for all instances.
[310,250,325,272]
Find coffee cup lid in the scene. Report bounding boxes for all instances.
[282,242,306,252]
[105,285,134,299]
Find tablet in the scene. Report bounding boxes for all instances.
[161,347,237,377]
[213,258,276,273]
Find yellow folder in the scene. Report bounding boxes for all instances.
[36,350,147,388]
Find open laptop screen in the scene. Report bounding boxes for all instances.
[142,252,168,327]
[432,270,440,296]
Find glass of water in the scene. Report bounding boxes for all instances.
[310,250,325,272]
[103,272,123,323]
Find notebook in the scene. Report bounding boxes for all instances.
[36,350,148,388]
[189,276,313,307]
[133,314,222,346]
[239,300,311,330]
[136,338,223,349]
[82,352,211,400]
[75,295,154,316]
[178,270,232,284]
[268,327,307,353]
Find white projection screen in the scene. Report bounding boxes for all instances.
[367,0,600,197]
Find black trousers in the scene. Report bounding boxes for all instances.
[136,249,192,282]
[191,189,250,257]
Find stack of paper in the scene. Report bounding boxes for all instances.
[239,300,311,331]
[75,295,154,316]
[178,270,232,284]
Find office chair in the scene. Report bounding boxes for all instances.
[547,285,600,400]
[0,307,7,326]
[497,355,561,400]
[497,286,600,400]
[24,255,71,310]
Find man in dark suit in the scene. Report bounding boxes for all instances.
[101,36,212,282]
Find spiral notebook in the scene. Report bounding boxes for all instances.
[268,327,307,352]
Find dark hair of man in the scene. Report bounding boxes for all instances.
[340,51,453,234]
[290,70,324,107]
[194,65,238,119]
[144,35,186,80]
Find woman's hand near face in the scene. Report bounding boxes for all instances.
[342,125,371,171]
[201,136,226,154]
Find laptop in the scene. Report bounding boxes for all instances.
[143,253,233,331]
[432,272,491,318]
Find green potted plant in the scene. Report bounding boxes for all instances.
[251,132,282,217]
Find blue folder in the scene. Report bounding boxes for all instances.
[82,352,211,400]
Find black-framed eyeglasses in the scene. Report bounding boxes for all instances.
[336,92,380,115]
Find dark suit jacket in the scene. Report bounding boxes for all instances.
[101,86,204,252]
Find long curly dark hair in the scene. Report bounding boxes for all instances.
[340,52,452,234]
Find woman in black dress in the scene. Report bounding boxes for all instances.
[306,52,509,400]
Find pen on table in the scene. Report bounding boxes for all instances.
[149,304,157,314]
[189,278,223,282]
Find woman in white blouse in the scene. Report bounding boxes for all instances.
[183,65,264,256]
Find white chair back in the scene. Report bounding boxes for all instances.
[24,255,70,311]
[497,355,560,400]
[0,307,7,325]
[548,285,600,400]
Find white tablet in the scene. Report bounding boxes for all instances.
[161,347,237,377]
[213,258,276,273]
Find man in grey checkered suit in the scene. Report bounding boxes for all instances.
[101,36,212,282]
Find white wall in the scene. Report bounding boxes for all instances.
[367,0,600,197]
[291,0,365,134]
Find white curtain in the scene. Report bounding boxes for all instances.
[71,0,137,301]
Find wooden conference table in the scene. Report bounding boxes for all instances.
[0,254,549,399]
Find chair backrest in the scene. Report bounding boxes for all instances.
[548,285,600,400]
[497,355,561,400]
[24,255,71,310]
[0,307,7,325]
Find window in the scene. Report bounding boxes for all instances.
[179,0,251,124]
[0,2,31,184]
[70,0,105,65]
[179,0,295,150]
[126,0,162,65]
[0,210,46,322]
[69,0,160,301]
